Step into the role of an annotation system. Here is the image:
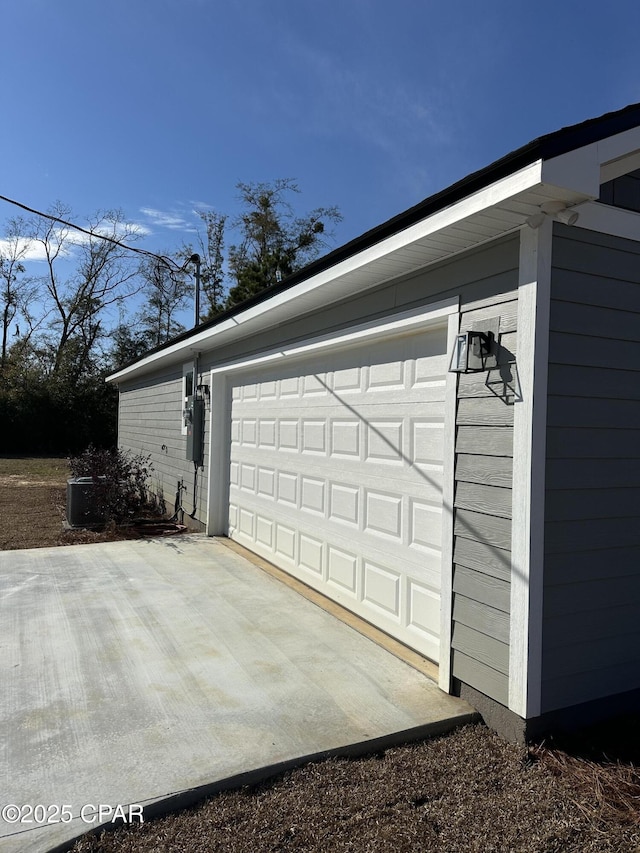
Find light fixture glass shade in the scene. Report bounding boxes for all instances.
[449,333,469,373]
[448,330,495,373]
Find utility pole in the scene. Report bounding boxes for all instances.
[191,253,201,327]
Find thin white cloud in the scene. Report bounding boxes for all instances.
[270,40,450,153]
[257,34,457,202]
[140,207,197,232]
[0,218,152,261]
[0,234,71,262]
[189,200,215,212]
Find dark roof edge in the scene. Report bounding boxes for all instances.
[114,101,640,373]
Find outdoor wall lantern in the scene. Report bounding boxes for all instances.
[449,330,496,374]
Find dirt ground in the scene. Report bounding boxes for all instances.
[0,457,179,549]
[2,458,640,852]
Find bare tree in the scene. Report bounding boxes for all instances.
[0,217,33,369]
[28,203,142,375]
[137,254,191,347]
[196,210,226,319]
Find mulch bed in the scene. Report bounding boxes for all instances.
[72,724,640,853]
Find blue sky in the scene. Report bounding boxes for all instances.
[1,0,640,320]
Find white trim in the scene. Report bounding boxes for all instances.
[542,126,640,194]
[208,298,458,376]
[206,371,230,536]
[569,200,640,243]
[541,143,600,198]
[438,310,460,693]
[107,164,542,385]
[181,362,194,436]
[600,148,640,183]
[597,125,640,178]
[509,221,552,718]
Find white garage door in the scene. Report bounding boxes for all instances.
[227,326,447,662]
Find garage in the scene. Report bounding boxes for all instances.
[227,323,449,663]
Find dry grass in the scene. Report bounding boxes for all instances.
[72,724,640,853]
[3,458,640,851]
[0,457,70,549]
[533,744,640,829]
[0,456,182,549]
[0,455,70,483]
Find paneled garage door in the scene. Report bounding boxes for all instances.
[227,327,447,662]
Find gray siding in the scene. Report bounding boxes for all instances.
[118,365,209,527]
[541,224,640,712]
[450,260,518,705]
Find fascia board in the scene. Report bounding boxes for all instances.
[107,161,543,385]
[542,125,640,191]
[597,124,640,180]
[600,149,640,183]
[541,143,600,198]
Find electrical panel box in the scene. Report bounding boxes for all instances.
[184,395,205,466]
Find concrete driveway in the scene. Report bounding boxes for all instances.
[0,535,475,853]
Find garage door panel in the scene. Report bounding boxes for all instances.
[230,502,443,658]
[327,545,359,595]
[228,328,446,662]
[236,408,447,448]
[232,383,447,414]
[231,510,442,605]
[299,532,324,576]
[230,447,445,500]
[255,514,274,549]
[229,488,442,583]
[232,473,444,535]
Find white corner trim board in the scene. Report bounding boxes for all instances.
[509,221,552,719]
[438,311,461,693]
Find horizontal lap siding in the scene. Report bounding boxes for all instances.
[118,366,209,526]
[449,240,518,706]
[541,225,640,712]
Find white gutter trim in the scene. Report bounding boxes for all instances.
[107,160,543,385]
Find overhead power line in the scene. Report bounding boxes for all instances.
[0,192,181,270]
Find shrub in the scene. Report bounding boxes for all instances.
[68,445,157,525]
